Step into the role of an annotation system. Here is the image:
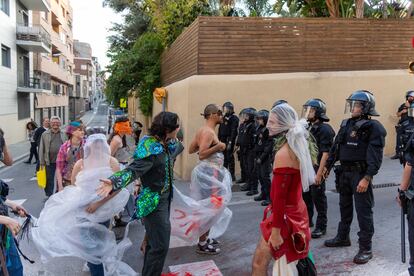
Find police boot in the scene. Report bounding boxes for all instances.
[324,236,351,247]
[246,189,258,196]
[261,200,271,206]
[311,228,327,239]
[353,249,372,264]
[239,183,250,191]
[254,193,266,201]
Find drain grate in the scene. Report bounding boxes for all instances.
[372,183,399,189]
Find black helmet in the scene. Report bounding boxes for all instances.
[406,91,414,101]
[239,108,248,117]
[256,109,269,124]
[271,100,287,109]
[302,98,329,122]
[345,90,379,116]
[223,102,234,114]
[244,107,257,121]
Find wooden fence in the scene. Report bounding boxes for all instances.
[161,16,414,86]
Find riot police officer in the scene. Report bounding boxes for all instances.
[237,108,257,191]
[218,102,239,181]
[301,99,335,238]
[236,108,248,183]
[394,91,414,162]
[249,110,273,204]
[399,103,414,276]
[324,90,386,265]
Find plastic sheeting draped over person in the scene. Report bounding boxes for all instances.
[31,134,136,275]
[267,103,316,192]
[170,152,233,243]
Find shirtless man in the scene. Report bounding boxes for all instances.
[189,104,226,254]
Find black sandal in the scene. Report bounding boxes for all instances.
[196,243,221,255]
[207,238,220,246]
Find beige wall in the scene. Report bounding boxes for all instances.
[0,114,29,145]
[154,69,414,180]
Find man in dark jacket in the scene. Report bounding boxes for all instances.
[238,108,257,192]
[33,118,49,171]
[302,99,335,238]
[251,110,273,205]
[218,102,239,181]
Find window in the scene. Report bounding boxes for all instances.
[0,0,9,16]
[1,44,11,68]
[81,64,87,70]
[41,11,48,22]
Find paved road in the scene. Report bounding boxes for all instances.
[0,102,410,275]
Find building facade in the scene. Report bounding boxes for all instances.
[32,0,73,126]
[0,0,51,143]
[72,40,93,119]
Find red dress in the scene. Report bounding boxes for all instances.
[265,167,311,263]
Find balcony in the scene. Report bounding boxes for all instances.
[17,71,51,93]
[19,0,50,12]
[16,25,51,53]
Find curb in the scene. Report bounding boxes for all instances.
[0,152,30,171]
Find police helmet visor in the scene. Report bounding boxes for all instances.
[301,106,315,120]
[344,100,364,115]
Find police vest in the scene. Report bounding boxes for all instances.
[338,119,370,162]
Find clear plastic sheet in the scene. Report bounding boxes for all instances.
[31,134,137,276]
[170,153,233,243]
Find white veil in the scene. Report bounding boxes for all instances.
[267,103,315,192]
[83,134,110,171]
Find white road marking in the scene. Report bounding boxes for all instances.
[2,178,13,183]
[169,260,222,276]
[30,177,37,181]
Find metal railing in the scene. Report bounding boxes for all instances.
[18,71,51,90]
[16,24,51,47]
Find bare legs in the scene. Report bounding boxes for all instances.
[252,236,272,276]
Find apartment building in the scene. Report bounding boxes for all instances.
[32,0,74,126]
[0,0,51,142]
[73,40,94,114]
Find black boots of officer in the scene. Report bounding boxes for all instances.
[324,235,372,264]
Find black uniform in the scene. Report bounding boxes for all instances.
[326,117,386,251]
[218,112,239,179]
[403,142,414,276]
[303,121,335,231]
[396,103,409,157]
[398,117,414,165]
[250,125,273,196]
[237,119,256,189]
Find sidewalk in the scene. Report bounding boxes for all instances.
[0,110,97,170]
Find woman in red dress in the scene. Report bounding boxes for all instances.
[252,103,315,275]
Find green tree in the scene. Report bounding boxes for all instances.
[105,33,164,116]
[244,0,273,16]
[144,0,213,46]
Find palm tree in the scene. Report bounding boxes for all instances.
[355,0,364,17]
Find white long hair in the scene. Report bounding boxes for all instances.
[267,103,315,192]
